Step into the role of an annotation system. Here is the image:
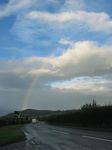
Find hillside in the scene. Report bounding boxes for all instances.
[43,104,112,129]
[5,109,63,119]
[21,109,61,117]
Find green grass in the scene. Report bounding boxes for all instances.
[0,125,25,146]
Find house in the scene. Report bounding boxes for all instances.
[32,118,37,123]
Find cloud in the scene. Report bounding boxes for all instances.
[0,40,112,111]
[27,11,112,34]
[51,76,112,95]
[8,41,112,79]
[1,0,112,112]
[0,0,64,19]
[0,41,112,92]
[0,71,32,90]
[0,0,36,18]
[0,58,59,91]
[50,41,112,78]
[10,1,112,47]
[60,0,85,12]
[59,38,74,46]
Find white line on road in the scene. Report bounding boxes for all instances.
[52,129,69,135]
[82,135,112,143]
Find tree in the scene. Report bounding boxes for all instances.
[81,99,97,111]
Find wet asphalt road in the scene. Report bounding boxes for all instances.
[1,122,112,150]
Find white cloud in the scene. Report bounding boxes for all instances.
[1,40,112,86]
[9,1,112,46]
[9,40,111,79]
[51,77,112,95]
[0,40,112,110]
[0,40,112,92]
[49,41,112,78]
[60,0,85,12]
[27,11,112,34]
[59,38,74,46]
[1,0,112,111]
[0,0,36,18]
[28,69,56,77]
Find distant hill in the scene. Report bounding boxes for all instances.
[0,109,63,126]
[21,109,61,117]
[5,109,64,118]
[21,109,78,118]
[3,109,77,120]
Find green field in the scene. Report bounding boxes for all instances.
[0,125,25,146]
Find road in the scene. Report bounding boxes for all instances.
[1,122,112,150]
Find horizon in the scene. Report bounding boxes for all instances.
[0,0,112,115]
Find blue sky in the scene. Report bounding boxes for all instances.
[0,0,112,114]
[0,0,112,58]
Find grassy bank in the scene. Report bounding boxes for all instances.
[0,125,25,146]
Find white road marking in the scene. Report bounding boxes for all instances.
[31,140,35,144]
[82,135,112,142]
[52,129,69,135]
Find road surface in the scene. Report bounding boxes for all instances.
[1,122,112,150]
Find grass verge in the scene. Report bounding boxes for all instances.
[0,125,25,146]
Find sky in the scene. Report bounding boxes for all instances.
[0,0,112,115]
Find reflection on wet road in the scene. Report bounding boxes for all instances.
[1,122,112,150]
